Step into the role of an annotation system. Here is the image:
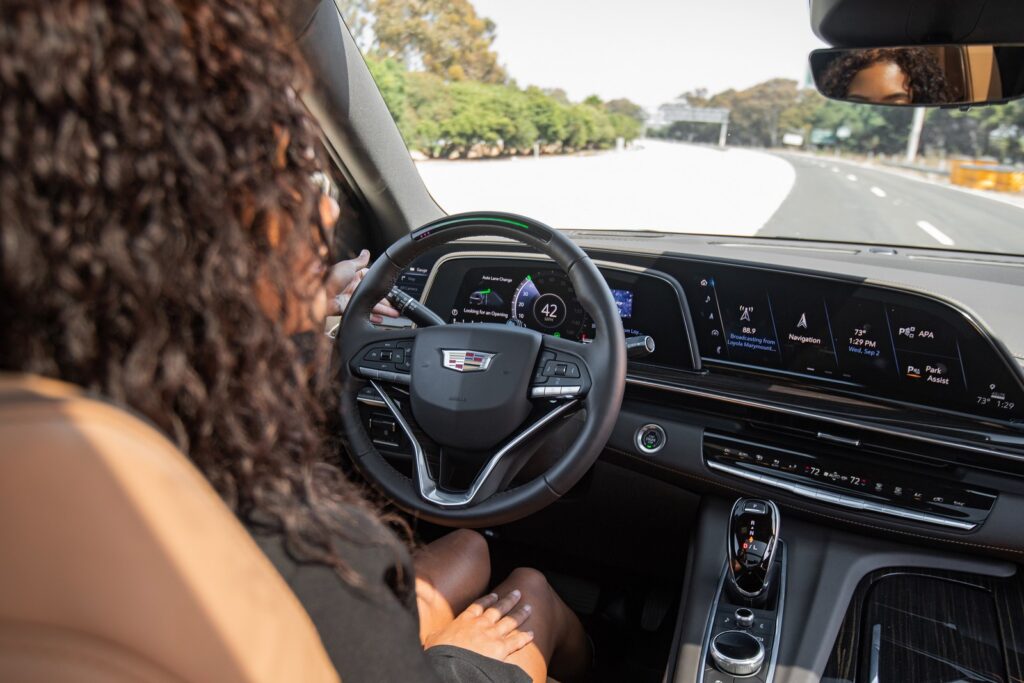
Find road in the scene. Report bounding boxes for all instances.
[415,140,1024,254]
[763,153,1024,253]
[416,140,795,235]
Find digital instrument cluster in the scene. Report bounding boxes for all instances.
[422,258,696,370]
[453,269,591,339]
[679,263,1024,422]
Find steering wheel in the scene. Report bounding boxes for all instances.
[336,212,626,526]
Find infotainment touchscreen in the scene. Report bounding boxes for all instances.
[682,264,1022,422]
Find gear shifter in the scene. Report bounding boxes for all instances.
[726,498,780,600]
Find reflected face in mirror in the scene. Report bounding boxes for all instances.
[812,44,1024,107]
[816,47,953,105]
[846,61,912,105]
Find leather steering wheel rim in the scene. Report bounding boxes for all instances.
[336,211,626,527]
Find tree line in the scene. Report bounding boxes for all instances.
[651,79,1024,163]
[368,58,644,159]
[341,0,1023,163]
[341,0,643,159]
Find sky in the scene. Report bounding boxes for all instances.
[470,0,829,109]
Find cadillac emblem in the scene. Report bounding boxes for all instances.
[442,350,495,373]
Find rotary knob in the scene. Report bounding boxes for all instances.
[710,629,764,676]
[735,607,755,628]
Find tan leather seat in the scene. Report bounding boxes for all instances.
[0,374,340,683]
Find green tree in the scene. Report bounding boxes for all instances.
[923,102,1024,161]
[543,88,571,104]
[709,79,802,147]
[608,112,642,140]
[605,98,647,123]
[525,86,570,145]
[370,0,507,83]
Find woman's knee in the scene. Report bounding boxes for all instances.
[417,529,490,583]
[448,529,490,573]
[503,567,558,615]
[504,567,550,595]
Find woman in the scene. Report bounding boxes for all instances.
[0,1,587,681]
[820,47,954,105]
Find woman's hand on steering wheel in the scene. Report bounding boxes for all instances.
[327,249,400,321]
[423,590,535,661]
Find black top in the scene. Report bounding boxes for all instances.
[248,511,529,683]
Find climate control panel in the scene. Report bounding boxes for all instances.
[704,434,996,530]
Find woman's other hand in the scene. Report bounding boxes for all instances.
[423,590,535,662]
[327,249,401,322]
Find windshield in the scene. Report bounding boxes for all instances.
[343,0,1024,255]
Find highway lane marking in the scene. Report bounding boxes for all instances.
[916,220,955,246]
[780,151,1024,212]
[870,186,887,197]
[846,174,858,181]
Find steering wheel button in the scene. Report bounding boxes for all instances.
[364,349,382,361]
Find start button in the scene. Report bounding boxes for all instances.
[635,424,667,454]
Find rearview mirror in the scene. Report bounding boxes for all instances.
[809,44,1024,107]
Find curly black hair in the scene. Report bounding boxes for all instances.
[820,47,955,103]
[0,0,406,588]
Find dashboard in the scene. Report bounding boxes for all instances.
[367,236,1024,554]
[419,252,1024,426]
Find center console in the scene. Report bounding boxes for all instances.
[700,499,786,683]
[669,496,1020,683]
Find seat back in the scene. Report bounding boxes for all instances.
[0,374,339,683]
